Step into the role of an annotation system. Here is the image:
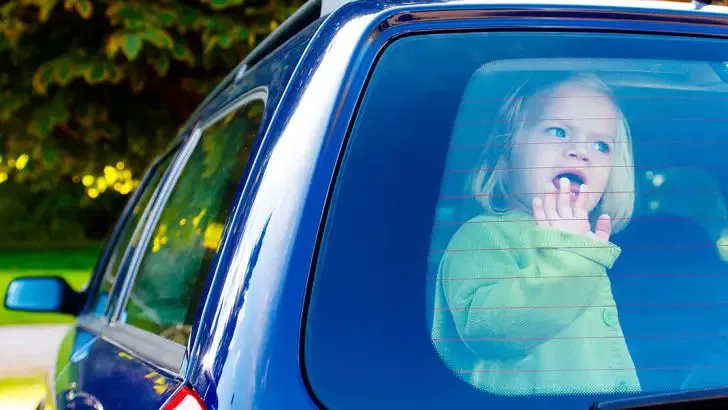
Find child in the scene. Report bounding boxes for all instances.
[431,72,641,395]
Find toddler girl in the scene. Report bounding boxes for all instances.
[431,72,641,395]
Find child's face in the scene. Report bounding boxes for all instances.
[509,82,618,213]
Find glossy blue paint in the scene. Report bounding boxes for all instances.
[187,2,728,409]
[5,277,64,312]
[53,327,182,410]
[29,1,728,409]
[185,19,335,409]
[185,18,325,361]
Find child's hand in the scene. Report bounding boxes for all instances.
[532,177,612,242]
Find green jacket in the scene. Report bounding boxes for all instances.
[431,210,641,395]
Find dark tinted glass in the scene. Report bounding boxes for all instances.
[305,31,728,409]
[122,100,264,344]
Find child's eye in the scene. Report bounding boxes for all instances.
[594,141,611,154]
[546,127,567,139]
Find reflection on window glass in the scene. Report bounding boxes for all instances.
[304,31,728,410]
[123,99,264,345]
[89,157,172,317]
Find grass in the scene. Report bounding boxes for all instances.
[0,375,45,410]
[0,247,101,271]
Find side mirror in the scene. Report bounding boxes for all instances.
[5,276,82,314]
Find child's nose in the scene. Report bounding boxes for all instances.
[565,143,590,163]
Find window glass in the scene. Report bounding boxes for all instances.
[122,99,264,344]
[304,31,728,409]
[88,156,173,317]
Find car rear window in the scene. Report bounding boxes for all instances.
[303,30,728,408]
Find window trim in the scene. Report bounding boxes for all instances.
[109,127,203,323]
[79,131,199,374]
[77,314,186,374]
[90,87,268,374]
[75,142,189,374]
[198,87,268,130]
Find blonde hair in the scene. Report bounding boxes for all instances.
[470,72,635,232]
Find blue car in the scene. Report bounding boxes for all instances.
[10,0,728,408]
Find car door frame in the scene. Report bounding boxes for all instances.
[168,2,728,409]
[73,139,190,374]
[77,56,253,330]
[45,136,189,410]
[75,86,271,379]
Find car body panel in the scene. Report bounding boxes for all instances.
[37,0,728,408]
[187,1,728,408]
[46,326,182,410]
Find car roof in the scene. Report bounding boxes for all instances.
[253,0,728,77]
[320,0,728,16]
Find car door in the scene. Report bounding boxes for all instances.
[46,144,185,410]
[45,87,268,410]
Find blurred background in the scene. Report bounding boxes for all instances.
[0,0,719,409]
[0,0,302,407]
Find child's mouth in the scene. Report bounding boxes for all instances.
[552,172,585,200]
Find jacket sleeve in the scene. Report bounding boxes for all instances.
[439,219,621,358]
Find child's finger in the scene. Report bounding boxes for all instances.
[557,177,573,218]
[543,182,559,221]
[532,197,549,227]
[573,184,589,220]
[594,214,612,242]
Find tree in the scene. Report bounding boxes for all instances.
[0,0,302,241]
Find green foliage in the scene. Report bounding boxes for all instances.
[0,0,303,241]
